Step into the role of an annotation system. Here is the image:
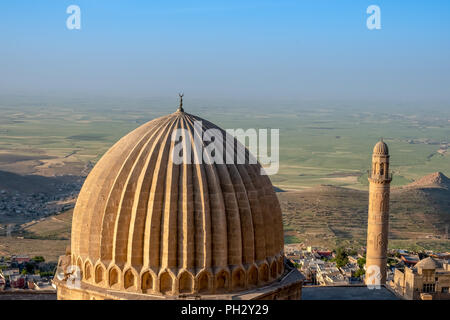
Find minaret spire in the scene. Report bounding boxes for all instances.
[366,140,392,286]
[178,93,184,112]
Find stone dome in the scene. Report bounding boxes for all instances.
[373,140,389,155]
[414,257,438,270]
[70,110,284,296]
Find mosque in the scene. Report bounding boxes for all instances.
[53,99,392,300]
[53,102,304,300]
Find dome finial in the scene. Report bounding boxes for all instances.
[178,93,184,112]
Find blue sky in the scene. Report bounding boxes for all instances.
[1,0,449,101]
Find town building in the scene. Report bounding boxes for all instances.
[2,269,20,277]
[400,254,420,266]
[391,257,450,300]
[0,272,5,290]
[10,275,26,289]
[11,255,30,264]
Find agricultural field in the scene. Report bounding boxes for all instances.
[0,210,72,261]
[0,96,449,258]
[0,96,448,187]
[0,96,158,177]
[1,176,449,262]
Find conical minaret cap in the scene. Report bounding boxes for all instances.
[373,139,389,155]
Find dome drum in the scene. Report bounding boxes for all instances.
[69,255,284,295]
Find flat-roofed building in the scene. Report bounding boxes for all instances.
[391,257,450,300]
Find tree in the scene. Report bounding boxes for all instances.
[387,258,397,266]
[357,257,366,269]
[39,271,54,277]
[32,256,45,263]
[24,261,35,274]
[334,247,349,268]
[354,268,365,278]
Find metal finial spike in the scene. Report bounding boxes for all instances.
[178,93,184,112]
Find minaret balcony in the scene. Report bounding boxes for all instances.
[367,170,393,182]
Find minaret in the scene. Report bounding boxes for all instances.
[365,139,392,285]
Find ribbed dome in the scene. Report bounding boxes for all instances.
[70,110,284,295]
[373,140,389,155]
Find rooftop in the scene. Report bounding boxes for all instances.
[414,257,439,270]
[302,285,400,300]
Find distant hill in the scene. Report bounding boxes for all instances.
[404,172,450,189]
[279,173,450,251]
[2,173,449,261]
[0,170,75,194]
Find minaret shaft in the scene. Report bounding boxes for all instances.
[365,141,391,285]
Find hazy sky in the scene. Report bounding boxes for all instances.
[1,0,449,101]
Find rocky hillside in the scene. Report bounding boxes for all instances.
[2,172,449,260]
[0,170,81,223]
[279,172,450,251]
[404,172,450,189]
